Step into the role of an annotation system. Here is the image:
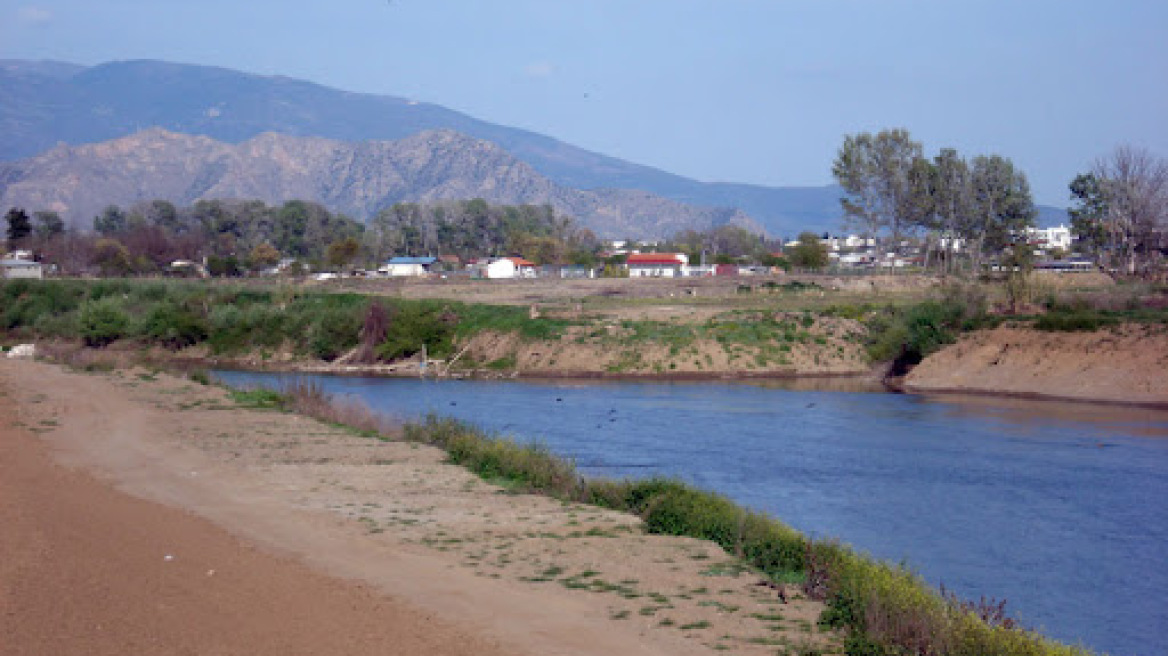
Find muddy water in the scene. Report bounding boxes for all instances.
[215,371,1168,656]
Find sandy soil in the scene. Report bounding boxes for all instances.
[905,323,1168,406]
[1,358,840,655]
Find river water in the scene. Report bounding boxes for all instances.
[214,371,1168,656]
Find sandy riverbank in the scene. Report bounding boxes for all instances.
[1,358,839,655]
[905,323,1168,407]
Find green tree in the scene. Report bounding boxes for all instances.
[832,128,924,251]
[93,205,128,236]
[5,207,32,246]
[326,237,361,271]
[788,232,829,270]
[248,242,281,271]
[145,200,182,233]
[1068,173,1108,265]
[92,238,133,276]
[932,149,974,272]
[1002,240,1036,314]
[966,155,1037,271]
[33,210,65,239]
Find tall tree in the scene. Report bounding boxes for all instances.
[5,207,32,247]
[788,231,829,270]
[1090,145,1168,274]
[93,205,128,236]
[966,155,1037,271]
[1068,173,1108,265]
[33,210,65,239]
[931,149,973,273]
[832,129,924,252]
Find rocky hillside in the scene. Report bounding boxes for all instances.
[0,59,843,235]
[0,128,758,238]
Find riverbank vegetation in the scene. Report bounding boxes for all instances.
[4,278,1164,378]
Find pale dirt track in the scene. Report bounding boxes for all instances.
[0,368,522,656]
[0,358,838,656]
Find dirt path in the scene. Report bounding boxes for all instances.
[0,371,515,656]
[1,358,838,655]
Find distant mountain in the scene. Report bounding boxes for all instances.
[0,128,759,238]
[0,58,1069,234]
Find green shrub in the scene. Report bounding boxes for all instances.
[136,302,209,349]
[377,305,457,361]
[308,305,363,360]
[1035,310,1113,332]
[77,298,130,347]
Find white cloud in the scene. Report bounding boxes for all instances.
[17,6,54,27]
[523,61,555,79]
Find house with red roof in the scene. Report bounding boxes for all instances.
[626,252,688,278]
[482,256,538,279]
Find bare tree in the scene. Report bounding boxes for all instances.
[1092,145,1168,274]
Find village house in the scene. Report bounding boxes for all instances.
[379,256,438,277]
[477,257,537,279]
[626,252,688,277]
[1027,225,1073,253]
[0,257,44,279]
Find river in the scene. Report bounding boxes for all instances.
[214,371,1168,656]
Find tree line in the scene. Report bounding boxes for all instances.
[2,198,610,276]
[833,128,1168,276]
[833,128,1037,273]
[365,199,600,265]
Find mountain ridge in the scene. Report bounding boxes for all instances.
[0,127,759,239]
[0,58,1070,233]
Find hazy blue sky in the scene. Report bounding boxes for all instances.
[3,0,1166,205]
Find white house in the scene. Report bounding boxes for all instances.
[483,257,537,279]
[1,258,44,279]
[1028,225,1073,252]
[380,256,438,277]
[627,252,688,277]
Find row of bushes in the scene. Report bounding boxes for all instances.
[1,279,576,362]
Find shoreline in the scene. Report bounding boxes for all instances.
[901,381,1168,411]
[203,357,881,382]
[202,354,1168,410]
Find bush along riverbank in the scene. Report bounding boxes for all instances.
[227,380,1092,656]
[0,279,872,376]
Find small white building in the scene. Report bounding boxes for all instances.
[1,258,44,279]
[380,256,438,277]
[1028,225,1073,252]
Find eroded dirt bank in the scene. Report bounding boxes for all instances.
[1,359,839,655]
[905,323,1168,406]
